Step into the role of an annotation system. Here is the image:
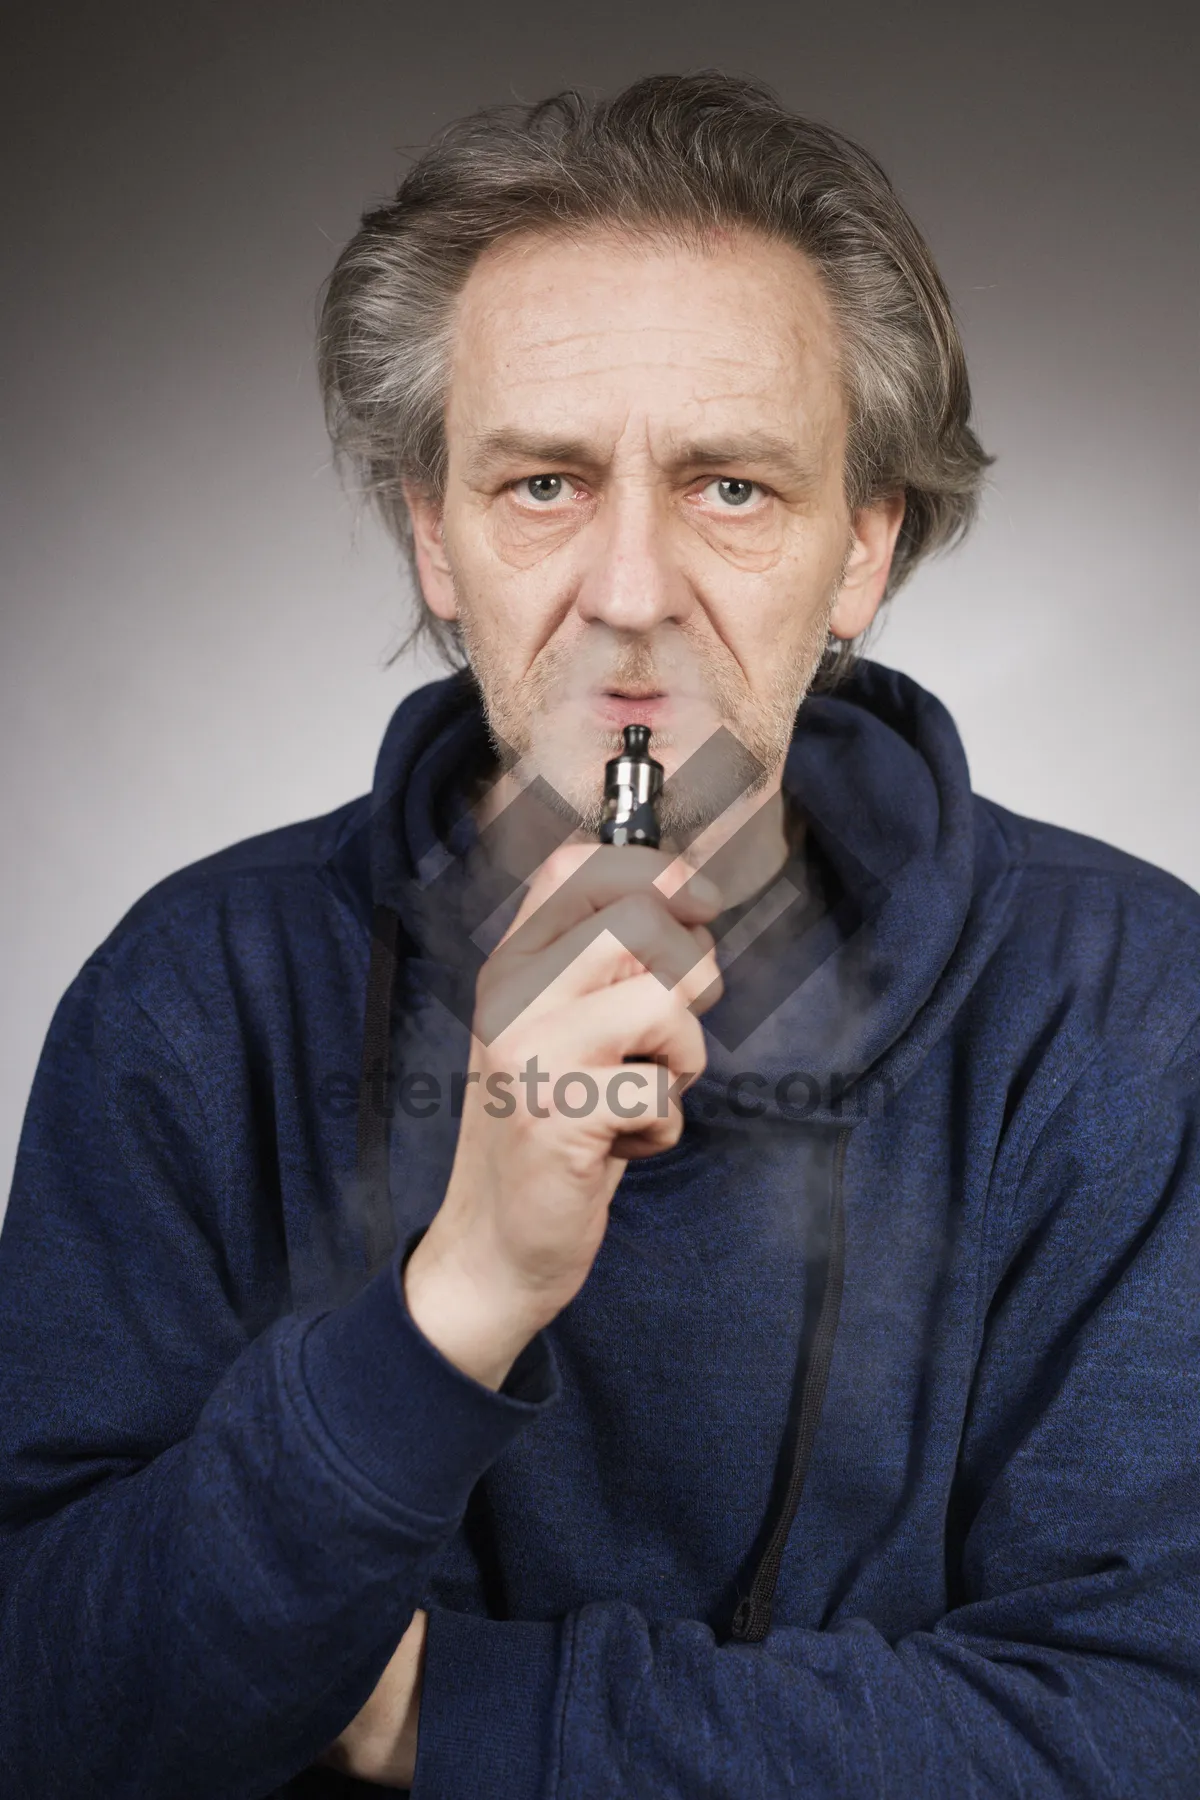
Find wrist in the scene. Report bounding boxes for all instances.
[402,1232,543,1393]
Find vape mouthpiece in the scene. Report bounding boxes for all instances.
[599,723,664,848]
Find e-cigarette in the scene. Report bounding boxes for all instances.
[599,724,663,849]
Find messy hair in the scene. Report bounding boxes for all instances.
[317,71,994,690]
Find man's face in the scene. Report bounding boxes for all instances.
[406,225,903,837]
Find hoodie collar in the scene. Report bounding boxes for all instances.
[358,658,1025,1130]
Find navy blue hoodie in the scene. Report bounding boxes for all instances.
[2,658,1199,1798]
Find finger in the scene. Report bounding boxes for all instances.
[481,892,720,1027]
[476,914,722,1047]
[493,971,708,1093]
[499,842,723,958]
[590,1061,692,1157]
[474,1059,689,1157]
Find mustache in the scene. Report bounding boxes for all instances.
[543,638,742,706]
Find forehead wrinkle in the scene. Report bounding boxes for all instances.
[495,322,724,351]
[457,323,826,398]
[485,349,775,387]
[467,363,809,433]
[473,314,795,374]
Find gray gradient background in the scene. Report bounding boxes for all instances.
[2,1,1197,1216]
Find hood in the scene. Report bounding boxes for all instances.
[363,658,1023,1132]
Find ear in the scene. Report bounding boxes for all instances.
[827,491,907,640]
[402,479,458,624]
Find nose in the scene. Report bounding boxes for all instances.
[573,482,692,635]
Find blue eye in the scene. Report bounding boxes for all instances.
[710,478,758,507]
[522,475,566,503]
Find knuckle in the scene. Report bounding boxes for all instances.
[638,969,675,1019]
[560,1135,601,1184]
[615,892,661,943]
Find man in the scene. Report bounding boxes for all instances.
[1,69,1197,1798]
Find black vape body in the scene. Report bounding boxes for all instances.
[599,724,663,848]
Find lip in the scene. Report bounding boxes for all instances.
[595,691,670,728]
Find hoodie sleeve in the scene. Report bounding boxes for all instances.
[409,1021,1200,1800]
[0,953,561,1799]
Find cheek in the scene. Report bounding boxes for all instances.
[676,523,826,644]
[443,522,561,665]
[694,553,836,683]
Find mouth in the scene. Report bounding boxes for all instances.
[595,688,669,728]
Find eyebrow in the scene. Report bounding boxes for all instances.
[462,427,823,488]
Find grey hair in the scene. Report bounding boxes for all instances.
[317,70,995,692]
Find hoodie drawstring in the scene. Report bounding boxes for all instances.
[728,1124,848,1643]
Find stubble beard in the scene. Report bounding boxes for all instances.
[455,589,839,841]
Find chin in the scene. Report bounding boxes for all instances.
[507,743,599,830]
